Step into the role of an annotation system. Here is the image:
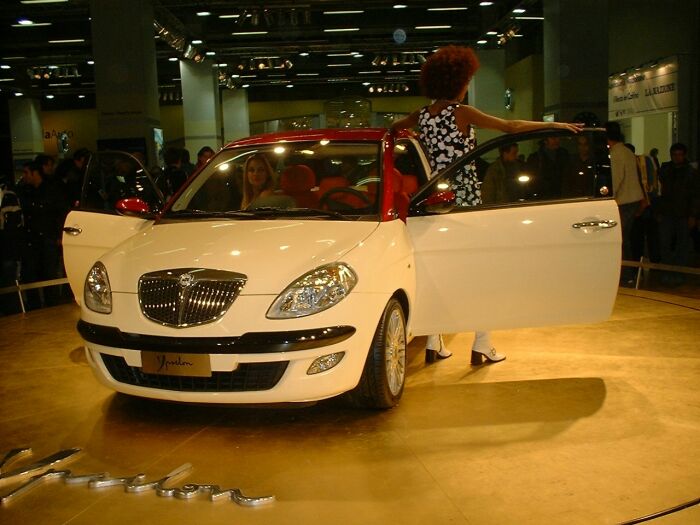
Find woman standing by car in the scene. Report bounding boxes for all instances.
[391,45,582,365]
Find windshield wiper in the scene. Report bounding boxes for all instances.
[163,209,256,219]
[245,207,352,220]
[163,208,352,220]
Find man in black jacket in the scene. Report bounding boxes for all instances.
[18,161,69,306]
[656,143,700,283]
[55,148,91,207]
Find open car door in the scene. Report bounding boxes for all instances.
[62,151,164,303]
[407,128,620,336]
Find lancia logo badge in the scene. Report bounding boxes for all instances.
[178,272,195,288]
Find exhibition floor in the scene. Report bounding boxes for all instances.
[1,289,698,524]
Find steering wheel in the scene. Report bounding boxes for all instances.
[318,187,372,211]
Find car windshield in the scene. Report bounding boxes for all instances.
[166,140,382,220]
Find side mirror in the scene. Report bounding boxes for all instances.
[420,190,455,214]
[115,197,153,217]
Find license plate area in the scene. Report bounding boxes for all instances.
[141,352,212,377]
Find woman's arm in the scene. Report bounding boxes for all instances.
[390,110,420,134]
[457,105,583,134]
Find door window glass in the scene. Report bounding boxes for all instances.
[422,130,611,210]
[81,152,163,213]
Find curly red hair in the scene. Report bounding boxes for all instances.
[420,45,480,100]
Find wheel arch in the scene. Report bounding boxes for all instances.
[391,288,410,324]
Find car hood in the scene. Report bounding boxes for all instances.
[101,219,379,294]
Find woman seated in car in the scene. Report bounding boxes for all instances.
[241,154,276,208]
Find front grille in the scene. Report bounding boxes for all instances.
[138,268,246,328]
[100,354,288,392]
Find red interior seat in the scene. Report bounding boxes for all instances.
[280,164,317,208]
[401,174,419,196]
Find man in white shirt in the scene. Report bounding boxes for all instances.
[605,121,644,285]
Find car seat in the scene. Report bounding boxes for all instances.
[280,164,317,208]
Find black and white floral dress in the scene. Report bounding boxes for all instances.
[418,103,481,206]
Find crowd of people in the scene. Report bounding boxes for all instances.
[0,144,219,314]
[0,149,90,313]
[157,145,215,199]
[603,121,700,286]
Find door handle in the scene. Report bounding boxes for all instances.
[572,219,618,230]
[63,226,82,236]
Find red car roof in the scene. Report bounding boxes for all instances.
[223,128,393,148]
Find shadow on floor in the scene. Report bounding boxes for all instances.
[84,376,607,444]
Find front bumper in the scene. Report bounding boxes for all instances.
[79,321,372,404]
[79,291,390,404]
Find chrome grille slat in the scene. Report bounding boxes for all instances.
[139,269,247,328]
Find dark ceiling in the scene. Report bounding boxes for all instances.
[0,0,543,109]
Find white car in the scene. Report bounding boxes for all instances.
[63,128,620,408]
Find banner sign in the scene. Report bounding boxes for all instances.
[608,56,678,119]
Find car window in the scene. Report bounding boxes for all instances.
[80,151,163,213]
[168,140,382,219]
[420,129,611,210]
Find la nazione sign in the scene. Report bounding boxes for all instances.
[608,56,678,119]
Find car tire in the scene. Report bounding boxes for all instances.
[345,298,406,409]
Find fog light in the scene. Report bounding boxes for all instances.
[307,352,345,375]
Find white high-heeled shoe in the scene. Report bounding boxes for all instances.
[425,335,452,363]
[470,347,506,365]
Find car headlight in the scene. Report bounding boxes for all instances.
[84,261,112,314]
[267,263,357,319]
